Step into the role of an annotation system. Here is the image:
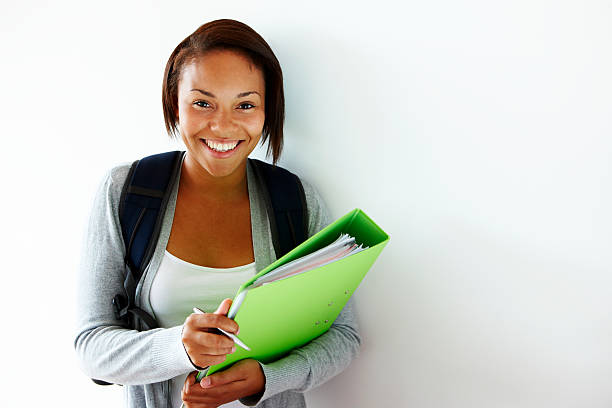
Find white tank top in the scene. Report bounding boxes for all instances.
[150,250,257,408]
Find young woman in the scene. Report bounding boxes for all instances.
[74,19,361,408]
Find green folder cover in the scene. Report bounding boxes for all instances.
[197,208,389,379]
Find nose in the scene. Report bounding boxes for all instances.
[208,107,238,135]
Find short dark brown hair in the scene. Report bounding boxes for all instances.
[162,19,285,164]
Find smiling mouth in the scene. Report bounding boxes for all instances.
[201,139,243,153]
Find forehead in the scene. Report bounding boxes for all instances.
[179,50,265,92]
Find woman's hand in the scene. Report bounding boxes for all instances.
[182,359,265,408]
[181,299,239,368]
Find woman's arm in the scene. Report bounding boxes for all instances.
[239,179,362,405]
[73,166,196,385]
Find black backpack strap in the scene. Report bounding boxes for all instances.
[114,150,185,330]
[249,158,309,259]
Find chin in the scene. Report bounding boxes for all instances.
[201,158,245,178]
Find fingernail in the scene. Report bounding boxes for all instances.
[236,328,240,335]
[201,377,210,387]
[232,346,236,353]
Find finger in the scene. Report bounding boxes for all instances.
[183,395,222,407]
[183,396,216,406]
[184,377,233,405]
[190,331,235,352]
[189,350,233,369]
[189,313,238,333]
[198,378,249,401]
[184,339,235,367]
[201,366,245,388]
[184,371,198,387]
[184,381,247,406]
[193,353,227,367]
[183,372,200,398]
[214,298,233,315]
[187,313,239,334]
[183,372,199,401]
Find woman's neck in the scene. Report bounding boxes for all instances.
[180,153,249,203]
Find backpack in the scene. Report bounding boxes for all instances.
[92,150,308,386]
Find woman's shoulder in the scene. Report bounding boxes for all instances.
[91,161,133,210]
[106,163,131,188]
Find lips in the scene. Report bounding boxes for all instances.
[202,139,242,152]
[200,139,244,157]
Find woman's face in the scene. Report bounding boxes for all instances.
[176,49,266,179]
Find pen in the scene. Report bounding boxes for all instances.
[192,307,251,351]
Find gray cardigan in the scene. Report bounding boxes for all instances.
[74,154,361,407]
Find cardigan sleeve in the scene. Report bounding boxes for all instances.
[239,179,362,406]
[73,166,196,385]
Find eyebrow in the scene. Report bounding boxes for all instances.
[190,89,260,98]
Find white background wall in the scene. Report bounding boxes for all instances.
[1,1,610,407]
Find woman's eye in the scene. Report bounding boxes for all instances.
[193,101,254,110]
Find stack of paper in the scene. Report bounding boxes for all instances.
[253,233,368,288]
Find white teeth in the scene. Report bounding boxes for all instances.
[204,140,239,152]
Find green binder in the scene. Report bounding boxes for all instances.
[197,208,389,379]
